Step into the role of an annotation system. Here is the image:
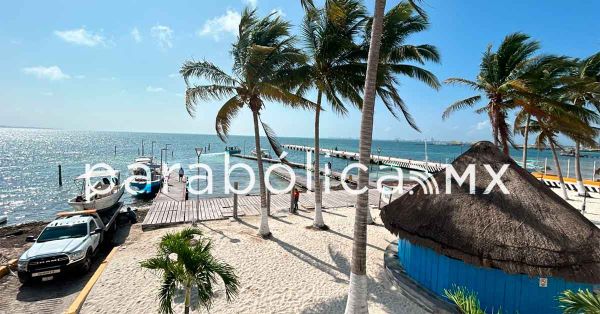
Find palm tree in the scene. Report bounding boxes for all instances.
[345,1,440,312]
[443,33,540,154]
[181,8,312,237]
[510,55,572,170]
[559,289,600,314]
[293,0,368,229]
[563,52,600,195]
[140,228,239,314]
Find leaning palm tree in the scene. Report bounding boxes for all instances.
[181,8,312,237]
[140,228,239,314]
[562,52,600,195]
[510,55,573,170]
[345,1,440,312]
[293,0,368,229]
[443,33,540,154]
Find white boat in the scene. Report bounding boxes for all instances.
[251,148,272,159]
[68,170,125,212]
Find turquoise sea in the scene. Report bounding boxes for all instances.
[1,127,598,226]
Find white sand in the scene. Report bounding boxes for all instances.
[552,189,600,227]
[81,207,424,314]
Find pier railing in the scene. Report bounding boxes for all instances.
[282,144,448,173]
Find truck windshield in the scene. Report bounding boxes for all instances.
[37,223,88,242]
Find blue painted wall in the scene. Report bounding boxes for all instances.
[397,239,596,314]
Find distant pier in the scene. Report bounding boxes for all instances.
[282,144,448,173]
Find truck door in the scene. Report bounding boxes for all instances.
[89,220,101,251]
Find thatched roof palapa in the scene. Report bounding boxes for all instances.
[381,141,600,283]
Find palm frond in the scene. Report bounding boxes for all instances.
[215,96,244,142]
[558,289,600,314]
[259,117,288,163]
[442,95,482,119]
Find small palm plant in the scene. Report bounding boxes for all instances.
[444,286,502,314]
[558,289,600,314]
[141,228,239,314]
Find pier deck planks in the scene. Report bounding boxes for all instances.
[142,188,388,231]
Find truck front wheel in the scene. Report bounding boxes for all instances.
[18,271,30,285]
[79,251,92,274]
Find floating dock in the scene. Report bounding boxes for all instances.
[282,144,447,173]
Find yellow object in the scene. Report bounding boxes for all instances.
[65,247,118,314]
[531,172,600,187]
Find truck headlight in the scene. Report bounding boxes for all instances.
[68,250,86,262]
[18,260,28,271]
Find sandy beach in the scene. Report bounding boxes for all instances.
[80,206,425,314]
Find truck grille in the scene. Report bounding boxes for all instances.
[28,255,70,272]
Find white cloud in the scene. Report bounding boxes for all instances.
[476,120,489,130]
[54,28,106,47]
[151,25,173,49]
[131,27,142,43]
[22,66,70,80]
[242,0,257,7]
[198,10,241,41]
[146,86,165,93]
[271,8,286,17]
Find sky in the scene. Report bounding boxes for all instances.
[1,0,599,142]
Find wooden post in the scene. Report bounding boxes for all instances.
[567,159,571,178]
[114,145,117,156]
[58,164,63,186]
[267,190,271,216]
[233,182,238,219]
[593,161,597,182]
[378,191,382,209]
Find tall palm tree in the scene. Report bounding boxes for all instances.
[181,8,312,237]
[443,33,540,154]
[140,228,239,314]
[345,1,440,312]
[345,1,386,312]
[563,52,600,195]
[293,0,368,229]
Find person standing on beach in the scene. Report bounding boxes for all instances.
[178,167,184,182]
[293,188,300,212]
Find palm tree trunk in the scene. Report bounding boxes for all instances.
[345,0,386,313]
[313,91,326,229]
[521,114,530,171]
[184,284,191,314]
[252,110,271,237]
[575,141,587,196]
[549,140,569,200]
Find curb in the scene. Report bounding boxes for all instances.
[0,259,18,279]
[65,247,118,314]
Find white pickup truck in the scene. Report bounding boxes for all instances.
[17,205,128,284]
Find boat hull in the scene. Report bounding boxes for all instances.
[130,180,161,198]
[68,185,125,213]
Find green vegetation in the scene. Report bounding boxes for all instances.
[558,289,600,314]
[140,228,239,314]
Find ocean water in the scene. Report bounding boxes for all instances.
[1,127,598,226]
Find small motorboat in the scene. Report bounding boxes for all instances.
[68,170,124,212]
[129,157,162,198]
[225,146,242,155]
[251,148,272,159]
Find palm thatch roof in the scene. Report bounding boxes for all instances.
[381,141,600,283]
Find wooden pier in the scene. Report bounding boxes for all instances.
[141,188,390,231]
[282,144,448,173]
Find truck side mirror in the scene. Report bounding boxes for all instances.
[26,236,36,242]
[91,228,102,235]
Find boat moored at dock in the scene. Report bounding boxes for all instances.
[67,170,125,212]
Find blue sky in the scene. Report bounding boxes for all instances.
[1,0,598,142]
